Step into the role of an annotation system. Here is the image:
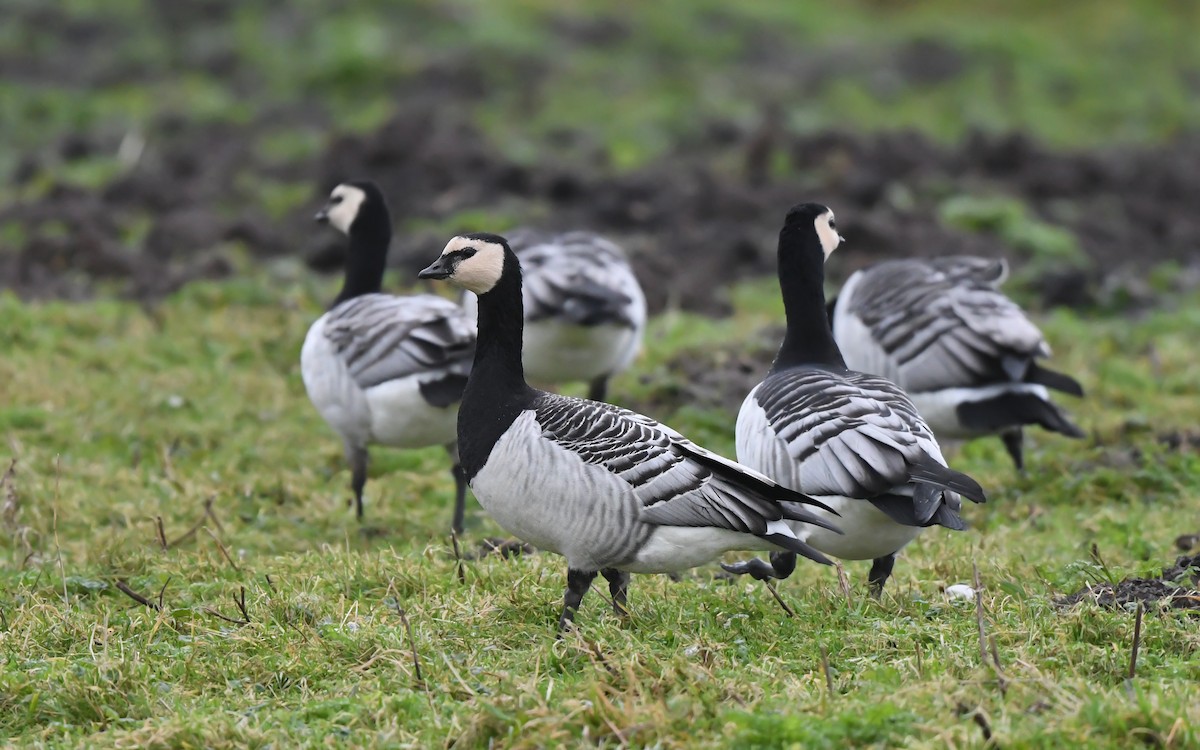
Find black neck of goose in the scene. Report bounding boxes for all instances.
[771,222,846,373]
[466,250,532,400]
[332,220,391,307]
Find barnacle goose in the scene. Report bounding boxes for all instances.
[828,257,1084,469]
[301,181,476,531]
[418,233,839,632]
[723,204,987,596]
[461,230,646,402]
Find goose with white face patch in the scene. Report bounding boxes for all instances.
[418,233,840,633]
[722,204,987,596]
[828,256,1085,470]
[301,181,476,531]
[462,230,646,402]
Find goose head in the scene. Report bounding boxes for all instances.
[418,233,510,295]
[784,203,845,259]
[315,181,388,236]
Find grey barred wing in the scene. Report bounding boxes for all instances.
[531,395,834,534]
[516,233,643,328]
[324,294,476,390]
[752,368,938,498]
[845,258,1048,390]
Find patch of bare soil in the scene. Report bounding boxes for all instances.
[1057,555,1200,611]
[4,31,1200,312]
[628,326,781,417]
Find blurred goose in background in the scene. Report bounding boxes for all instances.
[828,256,1084,469]
[462,230,646,402]
[724,204,986,596]
[301,181,476,531]
[419,232,839,632]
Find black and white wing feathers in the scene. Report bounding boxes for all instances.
[749,368,984,526]
[324,294,476,399]
[532,394,838,561]
[514,231,644,329]
[837,257,1078,394]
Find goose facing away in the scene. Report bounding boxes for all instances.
[828,256,1084,469]
[418,232,840,632]
[301,181,476,531]
[462,230,646,402]
[724,204,986,595]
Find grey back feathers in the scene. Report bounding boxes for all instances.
[322,294,475,392]
[749,368,940,498]
[833,257,1053,391]
[513,230,645,329]
[830,256,1084,468]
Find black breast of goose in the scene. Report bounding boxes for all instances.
[462,229,646,402]
[418,233,839,632]
[828,256,1084,469]
[301,181,476,530]
[723,204,986,596]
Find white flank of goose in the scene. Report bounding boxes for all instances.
[418,232,840,632]
[828,256,1084,469]
[462,229,646,402]
[723,204,987,596]
[301,181,476,531]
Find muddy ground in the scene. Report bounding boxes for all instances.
[1057,554,1200,612]
[4,98,1200,313]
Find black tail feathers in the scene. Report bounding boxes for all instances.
[957,390,1084,440]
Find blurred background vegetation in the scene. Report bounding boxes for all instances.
[2,0,1198,309]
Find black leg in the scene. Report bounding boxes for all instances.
[601,568,630,618]
[1001,429,1024,472]
[347,445,369,520]
[557,568,598,635]
[721,551,797,581]
[868,554,896,599]
[587,375,609,403]
[446,444,468,535]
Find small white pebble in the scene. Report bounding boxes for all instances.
[946,584,976,601]
[166,394,185,408]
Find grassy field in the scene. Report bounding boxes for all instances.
[4,0,1200,747]
[2,271,1199,748]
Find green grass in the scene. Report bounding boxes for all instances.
[2,274,1200,748]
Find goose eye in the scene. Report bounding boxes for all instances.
[331,195,344,205]
[829,218,837,230]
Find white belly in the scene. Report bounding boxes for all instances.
[626,527,775,573]
[364,376,458,449]
[522,319,640,385]
[799,497,921,560]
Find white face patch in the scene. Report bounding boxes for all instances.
[441,235,506,294]
[815,210,843,259]
[325,185,367,235]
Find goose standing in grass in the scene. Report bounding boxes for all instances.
[462,230,646,402]
[723,204,986,596]
[827,256,1084,470]
[301,181,476,531]
[418,232,840,632]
